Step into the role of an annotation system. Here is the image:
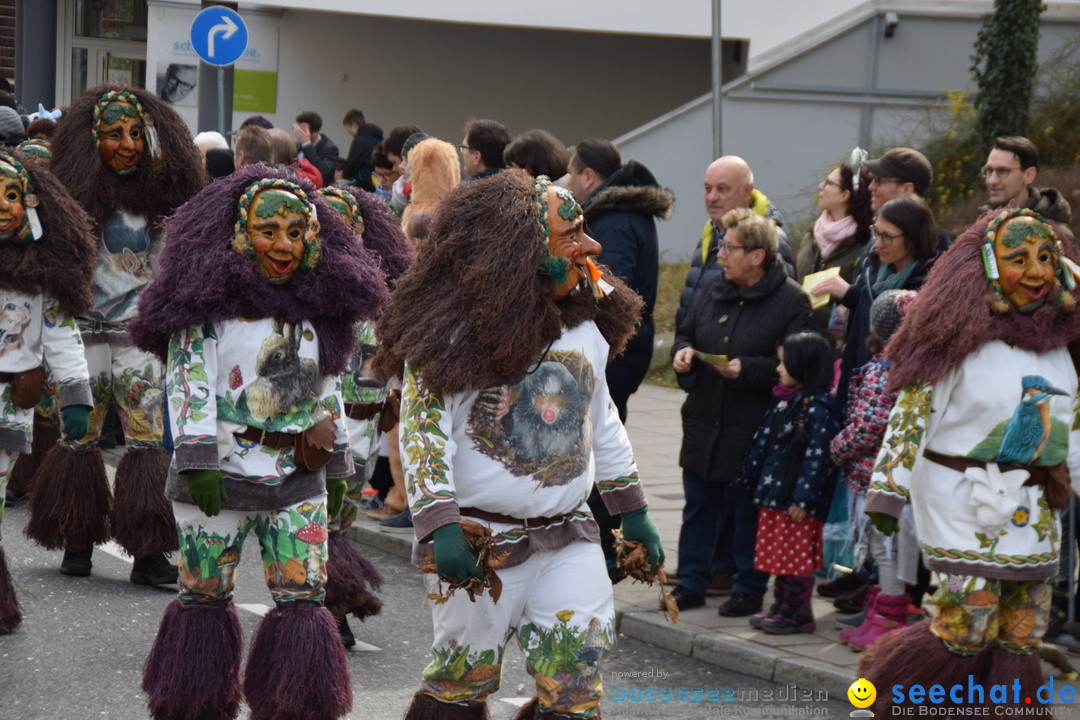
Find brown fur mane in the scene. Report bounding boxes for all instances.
[886,212,1080,391]
[48,83,207,230]
[0,152,96,316]
[375,171,642,394]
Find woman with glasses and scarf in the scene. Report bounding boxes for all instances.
[812,194,939,404]
[795,162,872,342]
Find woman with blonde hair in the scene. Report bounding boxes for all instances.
[401,137,461,244]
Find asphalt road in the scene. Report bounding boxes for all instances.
[1,498,853,720]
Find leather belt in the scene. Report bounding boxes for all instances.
[923,449,1024,475]
[923,449,1069,510]
[236,426,296,450]
[344,401,381,421]
[459,507,569,529]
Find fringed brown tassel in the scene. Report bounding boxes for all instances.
[24,443,110,550]
[323,531,383,620]
[860,620,985,716]
[0,546,23,633]
[243,605,352,720]
[110,447,178,557]
[8,416,60,495]
[981,646,1051,717]
[403,691,490,720]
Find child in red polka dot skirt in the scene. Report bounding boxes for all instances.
[735,332,840,634]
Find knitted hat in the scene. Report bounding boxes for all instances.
[0,106,26,144]
[870,289,917,345]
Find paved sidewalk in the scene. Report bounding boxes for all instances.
[347,383,1080,701]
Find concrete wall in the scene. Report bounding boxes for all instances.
[154,3,711,153]
[619,7,1080,263]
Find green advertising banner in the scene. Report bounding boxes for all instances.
[233,70,277,113]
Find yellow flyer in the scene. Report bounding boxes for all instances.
[801,266,841,310]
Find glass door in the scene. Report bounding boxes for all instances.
[61,0,149,102]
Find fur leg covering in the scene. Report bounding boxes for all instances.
[981,646,1050,717]
[142,599,244,720]
[323,531,383,620]
[24,443,110,550]
[402,691,490,720]
[859,619,984,716]
[8,416,59,495]
[243,604,352,720]
[111,447,178,557]
[0,546,23,633]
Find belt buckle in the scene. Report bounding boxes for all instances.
[522,517,539,529]
[257,427,269,446]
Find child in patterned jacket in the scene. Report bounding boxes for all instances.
[831,289,916,650]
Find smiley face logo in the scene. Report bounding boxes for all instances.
[848,678,876,708]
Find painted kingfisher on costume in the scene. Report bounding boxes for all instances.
[998,375,1069,465]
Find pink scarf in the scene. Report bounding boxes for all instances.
[812,211,857,260]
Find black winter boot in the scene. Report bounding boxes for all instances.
[759,575,816,634]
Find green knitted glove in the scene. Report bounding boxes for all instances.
[868,511,899,536]
[60,405,89,442]
[431,523,483,585]
[621,506,665,572]
[185,469,228,517]
[326,477,348,518]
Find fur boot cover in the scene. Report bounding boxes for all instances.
[0,546,22,633]
[7,415,59,495]
[24,443,110,550]
[110,446,178,557]
[981,646,1051,717]
[323,531,383,620]
[142,599,244,720]
[859,620,985,715]
[403,691,490,720]
[243,605,352,720]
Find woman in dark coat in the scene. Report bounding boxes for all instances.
[670,208,813,615]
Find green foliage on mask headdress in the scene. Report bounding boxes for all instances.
[99,102,141,127]
[253,189,308,219]
[554,187,580,222]
[998,218,1054,248]
[317,186,359,226]
[232,178,321,271]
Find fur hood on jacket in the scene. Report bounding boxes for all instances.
[582,161,673,223]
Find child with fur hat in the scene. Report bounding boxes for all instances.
[831,288,916,650]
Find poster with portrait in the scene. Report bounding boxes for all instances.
[146,4,279,113]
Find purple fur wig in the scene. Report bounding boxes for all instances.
[129,164,390,375]
[886,213,1080,392]
[333,184,413,284]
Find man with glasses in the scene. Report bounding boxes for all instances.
[864,146,952,251]
[459,118,511,181]
[979,135,1073,239]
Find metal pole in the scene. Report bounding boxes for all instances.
[711,0,723,158]
[217,67,225,134]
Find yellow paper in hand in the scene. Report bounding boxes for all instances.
[801,266,841,310]
[693,350,729,366]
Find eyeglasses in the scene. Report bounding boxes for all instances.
[982,165,1020,179]
[719,240,748,254]
[820,178,843,190]
[871,226,904,245]
[458,144,474,152]
[868,176,902,188]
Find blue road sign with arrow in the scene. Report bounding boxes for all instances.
[190,6,248,67]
